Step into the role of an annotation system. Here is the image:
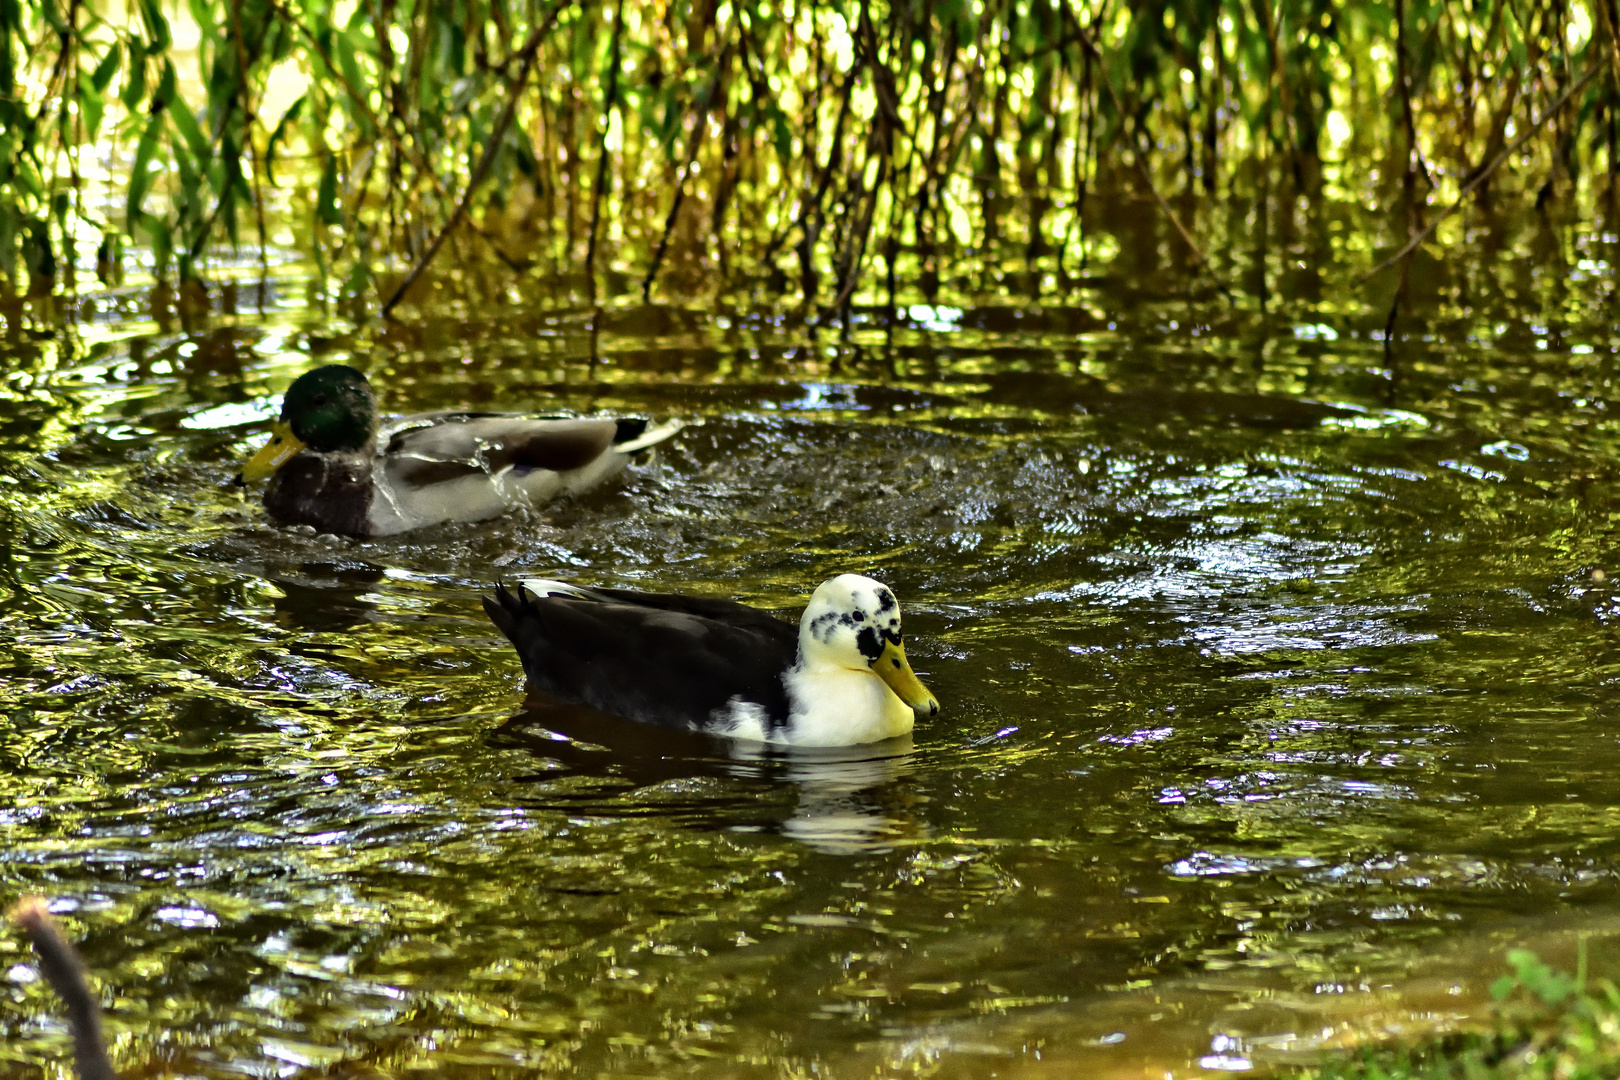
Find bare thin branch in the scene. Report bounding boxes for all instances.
[380,1,566,317]
[1363,63,1601,280]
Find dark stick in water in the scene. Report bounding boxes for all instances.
[9,898,118,1080]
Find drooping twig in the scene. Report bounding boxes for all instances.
[762,65,857,290]
[1065,3,1232,300]
[261,0,537,275]
[1362,63,1602,280]
[380,4,564,317]
[641,41,731,302]
[1382,248,1413,368]
[583,0,627,307]
[1381,0,1428,366]
[908,30,957,287]
[824,0,899,315]
[9,899,118,1080]
[1252,0,1296,166]
[226,0,270,282]
[1392,0,1432,197]
[827,139,888,315]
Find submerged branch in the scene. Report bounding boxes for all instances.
[9,899,118,1080]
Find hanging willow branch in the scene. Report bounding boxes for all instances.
[1364,63,1603,279]
[583,0,626,305]
[2,0,1616,307]
[1064,2,1234,300]
[379,0,566,317]
[642,39,732,302]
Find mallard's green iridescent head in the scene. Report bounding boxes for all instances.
[281,365,376,450]
[237,365,377,483]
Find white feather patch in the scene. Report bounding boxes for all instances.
[615,419,683,455]
[709,696,770,742]
[517,578,595,600]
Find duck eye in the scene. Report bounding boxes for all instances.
[311,394,329,407]
[852,611,864,622]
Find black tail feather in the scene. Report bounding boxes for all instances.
[612,417,649,444]
[484,582,549,689]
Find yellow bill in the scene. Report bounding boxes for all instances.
[238,422,306,483]
[873,639,939,717]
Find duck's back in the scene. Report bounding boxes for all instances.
[483,583,799,734]
[384,416,627,478]
[371,416,643,534]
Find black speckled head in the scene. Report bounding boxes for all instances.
[282,365,377,452]
[798,573,938,716]
[800,574,905,662]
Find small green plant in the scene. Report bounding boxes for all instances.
[1490,946,1583,1009]
[1302,940,1620,1080]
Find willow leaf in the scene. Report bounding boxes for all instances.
[126,113,164,232]
[168,89,212,165]
[264,93,305,186]
[317,150,341,225]
[91,41,121,93]
[138,0,172,52]
[120,49,147,109]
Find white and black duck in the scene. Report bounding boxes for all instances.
[234,364,679,537]
[483,574,941,746]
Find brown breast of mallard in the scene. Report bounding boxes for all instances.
[263,450,375,537]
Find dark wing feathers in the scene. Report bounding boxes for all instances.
[483,584,797,731]
[587,587,800,642]
[613,418,649,443]
[386,418,620,488]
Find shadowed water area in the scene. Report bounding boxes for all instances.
[3,196,1620,1077]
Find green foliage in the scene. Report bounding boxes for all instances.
[0,0,1616,304]
[1491,949,1578,1008]
[1303,944,1620,1080]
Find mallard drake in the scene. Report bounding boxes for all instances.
[233,364,680,537]
[482,574,941,746]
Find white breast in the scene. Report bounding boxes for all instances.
[778,663,916,746]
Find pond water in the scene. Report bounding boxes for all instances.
[3,196,1620,1078]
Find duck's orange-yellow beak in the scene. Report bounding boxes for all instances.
[872,639,940,718]
[237,422,306,483]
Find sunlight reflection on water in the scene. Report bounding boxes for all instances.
[3,201,1620,1077]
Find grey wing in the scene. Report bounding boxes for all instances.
[385,417,620,488]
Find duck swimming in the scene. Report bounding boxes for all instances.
[482,574,941,746]
[234,365,679,537]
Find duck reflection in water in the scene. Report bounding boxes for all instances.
[489,694,920,855]
[267,562,387,632]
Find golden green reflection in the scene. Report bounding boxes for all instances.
[3,197,1620,1077]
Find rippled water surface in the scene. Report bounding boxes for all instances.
[4,202,1620,1077]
